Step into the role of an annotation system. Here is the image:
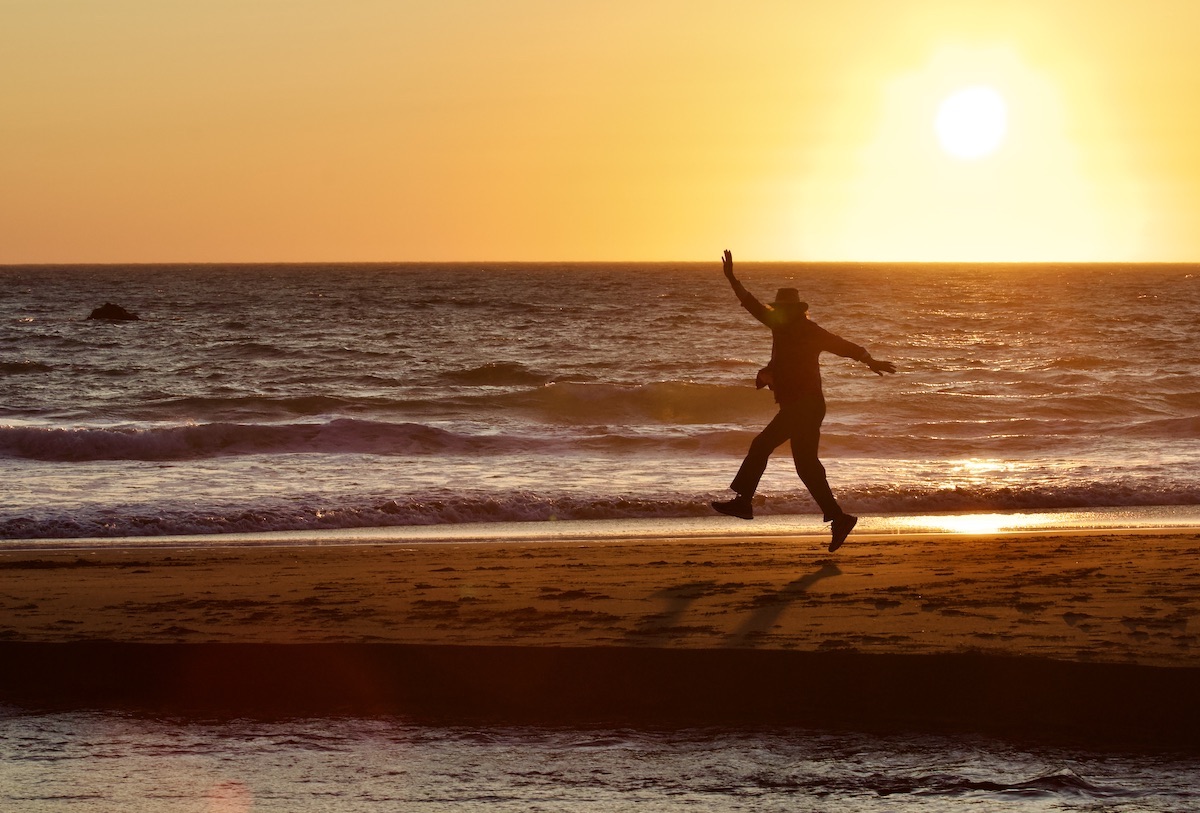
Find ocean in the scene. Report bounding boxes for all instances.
[4,262,1200,811]
[1,262,1198,540]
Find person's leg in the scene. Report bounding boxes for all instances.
[729,409,793,497]
[714,409,793,519]
[788,397,843,520]
[789,396,857,551]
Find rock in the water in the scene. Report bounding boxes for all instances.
[87,303,139,321]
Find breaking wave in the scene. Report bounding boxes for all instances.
[3,406,1198,462]
[4,481,1200,539]
[0,419,756,461]
[0,420,523,461]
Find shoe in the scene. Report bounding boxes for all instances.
[712,495,754,520]
[829,514,858,552]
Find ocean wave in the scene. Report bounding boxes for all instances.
[0,361,53,375]
[33,382,771,425]
[207,340,303,360]
[493,381,775,424]
[0,419,773,462]
[2,412,1192,463]
[441,361,552,387]
[4,482,1199,539]
[1116,415,1200,438]
[865,768,1139,801]
[132,394,375,420]
[0,492,716,539]
[1042,355,1114,371]
[0,420,531,461]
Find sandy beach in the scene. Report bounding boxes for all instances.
[3,529,1198,662]
[2,528,1199,746]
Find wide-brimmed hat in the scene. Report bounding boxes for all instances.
[771,288,808,309]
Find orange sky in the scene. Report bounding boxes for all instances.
[3,0,1199,263]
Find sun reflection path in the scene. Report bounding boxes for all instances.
[937,458,1018,487]
[889,512,1060,536]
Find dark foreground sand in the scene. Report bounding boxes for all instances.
[2,530,1198,747]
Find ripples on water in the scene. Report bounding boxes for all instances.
[2,263,1198,538]
[1,709,1197,812]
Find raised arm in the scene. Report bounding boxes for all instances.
[722,249,769,324]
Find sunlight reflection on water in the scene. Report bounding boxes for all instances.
[5,505,1199,552]
[887,511,1060,535]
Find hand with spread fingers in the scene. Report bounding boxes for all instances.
[866,357,896,376]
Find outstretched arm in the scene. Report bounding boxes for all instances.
[816,324,897,376]
[721,249,769,324]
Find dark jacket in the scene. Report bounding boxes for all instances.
[729,277,869,404]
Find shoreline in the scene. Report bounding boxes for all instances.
[4,504,1200,551]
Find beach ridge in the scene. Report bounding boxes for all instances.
[3,641,1198,748]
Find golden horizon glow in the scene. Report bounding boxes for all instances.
[3,1,1200,263]
[791,44,1146,262]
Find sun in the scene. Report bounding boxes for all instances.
[934,85,1008,160]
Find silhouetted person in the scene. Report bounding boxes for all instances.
[712,250,895,552]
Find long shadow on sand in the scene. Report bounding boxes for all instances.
[725,563,842,647]
[626,580,737,644]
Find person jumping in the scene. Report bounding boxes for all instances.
[711,249,895,552]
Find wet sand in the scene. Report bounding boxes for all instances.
[4,530,1198,662]
[2,529,1199,745]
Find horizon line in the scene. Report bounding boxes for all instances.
[4,258,1200,268]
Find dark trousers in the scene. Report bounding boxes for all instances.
[730,396,842,520]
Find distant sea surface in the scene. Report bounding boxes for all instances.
[2,262,1198,540]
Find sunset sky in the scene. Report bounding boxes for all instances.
[4,0,1200,263]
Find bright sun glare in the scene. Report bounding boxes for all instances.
[935,85,1008,160]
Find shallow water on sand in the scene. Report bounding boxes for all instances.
[2,710,1197,812]
[2,709,1200,810]
[0,709,1195,810]
[6,505,1199,552]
